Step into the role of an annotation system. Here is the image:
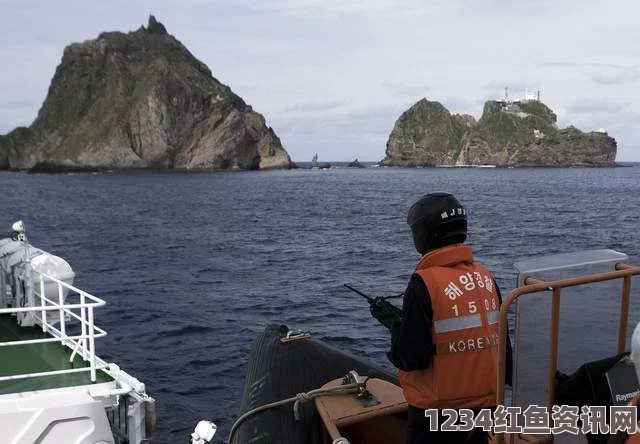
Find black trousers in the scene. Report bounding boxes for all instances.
[407,405,491,444]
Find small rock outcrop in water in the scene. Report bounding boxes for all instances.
[0,15,292,172]
[309,153,331,169]
[381,98,617,167]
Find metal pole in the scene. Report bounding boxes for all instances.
[617,276,632,354]
[616,263,634,354]
[81,292,87,362]
[0,269,4,308]
[22,222,33,327]
[547,287,561,443]
[40,274,46,333]
[58,282,66,341]
[88,306,96,382]
[496,306,509,444]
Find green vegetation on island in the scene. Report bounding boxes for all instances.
[381,97,616,167]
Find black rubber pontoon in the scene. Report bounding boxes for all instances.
[231,324,401,444]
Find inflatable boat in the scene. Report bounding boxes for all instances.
[229,324,407,444]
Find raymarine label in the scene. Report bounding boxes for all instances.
[606,357,640,406]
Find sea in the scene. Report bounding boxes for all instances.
[1,164,639,443]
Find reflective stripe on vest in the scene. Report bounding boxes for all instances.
[433,313,482,333]
[397,243,500,410]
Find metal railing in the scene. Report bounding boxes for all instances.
[495,262,640,444]
[0,270,107,384]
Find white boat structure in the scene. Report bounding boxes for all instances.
[0,221,155,444]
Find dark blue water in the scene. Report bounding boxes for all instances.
[1,166,639,443]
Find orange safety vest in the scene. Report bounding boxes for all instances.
[398,243,500,409]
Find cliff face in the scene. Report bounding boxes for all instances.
[0,135,9,169]
[381,99,467,166]
[382,98,617,167]
[1,16,291,171]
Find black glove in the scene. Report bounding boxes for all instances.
[370,297,402,330]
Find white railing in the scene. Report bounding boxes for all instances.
[0,270,107,384]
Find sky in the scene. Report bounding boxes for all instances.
[1,0,639,161]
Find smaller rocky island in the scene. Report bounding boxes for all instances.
[309,153,331,169]
[381,93,617,167]
[0,16,292,172]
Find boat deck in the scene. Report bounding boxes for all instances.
[0,314,113,395]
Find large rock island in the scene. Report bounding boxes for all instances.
[0,16,292,172]
[381,98,617,167]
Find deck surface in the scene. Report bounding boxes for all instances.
[0,314,113,394]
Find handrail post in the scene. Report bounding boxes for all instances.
[547,288,561,444]
[618,275,632,354]
[58,282,66,342]
[80,292,88,362]
[496,302,508,444]
[40,274,46,333]
[88,306,96,382]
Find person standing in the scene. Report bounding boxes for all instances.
[371,192,513,444]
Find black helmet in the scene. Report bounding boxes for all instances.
[407,192,467,254]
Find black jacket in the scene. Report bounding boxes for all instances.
[388,274,513,385]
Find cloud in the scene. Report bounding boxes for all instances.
[276,105,400,137]
[0,109,35,133]
[245,0,573,21]
[565,98,630,115]
[538,61,624,69]
[475,92,500,106]
[334,106,402,135]
[440,96,472,114]
[270,104,404,160]
[589,68,640,85]
[483,82,542,94]
[245,0,445,18]
[456,0,566,20]
[0,99,39,110]
[381,81,429,98]
[284,101,345,113]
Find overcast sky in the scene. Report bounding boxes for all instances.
[1,0,639,161]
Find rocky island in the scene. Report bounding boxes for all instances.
[381,97,617,167]
[0,16,292,172]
